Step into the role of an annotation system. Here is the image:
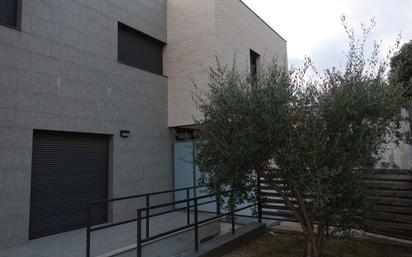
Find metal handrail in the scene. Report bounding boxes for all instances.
[86,185,208,257]
[135,194,259,257]
[89,186,206,205]
[86,184,262,257]
[88,195,213,233]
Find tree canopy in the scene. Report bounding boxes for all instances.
[194,60,292,205]
[390,40,412,97]
[194,20,407,257]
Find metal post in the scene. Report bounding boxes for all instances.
[186,188,190,225]
[231,208,235,235]
[194,198,199,251]
[231,191,235,235]
[86,205,91,257]
[257,173,262,223]
[192,139,197,199]
[145,195,150,238]
[326,223,330,238]
[216,189,221,215]
[137,209,142,257]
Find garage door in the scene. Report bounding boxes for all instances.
[29,130,109,239]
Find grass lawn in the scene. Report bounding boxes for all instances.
[223,232,412,257]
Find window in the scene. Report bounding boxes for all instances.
[250,49,260,78]
[0,0,20,29]
[118,22,165,75]
[250,50,260,87]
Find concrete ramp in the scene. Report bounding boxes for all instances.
[100,222,266,257]
[97,220,221,257]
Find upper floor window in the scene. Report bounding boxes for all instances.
[250,49,260,87]
[118,22,165,75]
[250,49,260,78]
[0,0,20,29]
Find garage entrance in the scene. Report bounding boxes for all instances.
[29,130,109,239]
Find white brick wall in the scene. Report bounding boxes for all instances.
[165,0,217,127]
[165,0,287,127]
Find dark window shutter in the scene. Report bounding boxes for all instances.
[0,0,17,28]
[118,22,165,75]
[29,130,109,239]
[250,49,260,77]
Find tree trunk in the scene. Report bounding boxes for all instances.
[316,224,326,255]
[267,177,324,257]
[303,237,322,257]
[302,224,326,257]
[295,193,320,257]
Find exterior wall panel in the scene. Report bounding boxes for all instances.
[0,0,170,249]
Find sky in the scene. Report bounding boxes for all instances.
[242,0,412,71]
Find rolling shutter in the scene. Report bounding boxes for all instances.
[0,0,17,27]
[29,130,109,239]
[118,22,165,75]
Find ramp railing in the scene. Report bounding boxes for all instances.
[86,186,261,257]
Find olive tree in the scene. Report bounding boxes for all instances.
[195,19,406,257]
[194,59,293,210]
[389,40,412,97]
[389,40,412,135]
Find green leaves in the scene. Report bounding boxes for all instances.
[195,60,292,207]
[195,21,407,238]
[389,40,412,97]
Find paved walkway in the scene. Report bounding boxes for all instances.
[0,211,214,257]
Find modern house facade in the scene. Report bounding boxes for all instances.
[166,0,287,128]
[0,0,287,251]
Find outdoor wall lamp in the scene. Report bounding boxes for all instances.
[120,130,130,138]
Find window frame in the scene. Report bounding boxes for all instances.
[249,49,260,76]
[117,22,166,76]
[250,49,260,85]
[0,0,22,31]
